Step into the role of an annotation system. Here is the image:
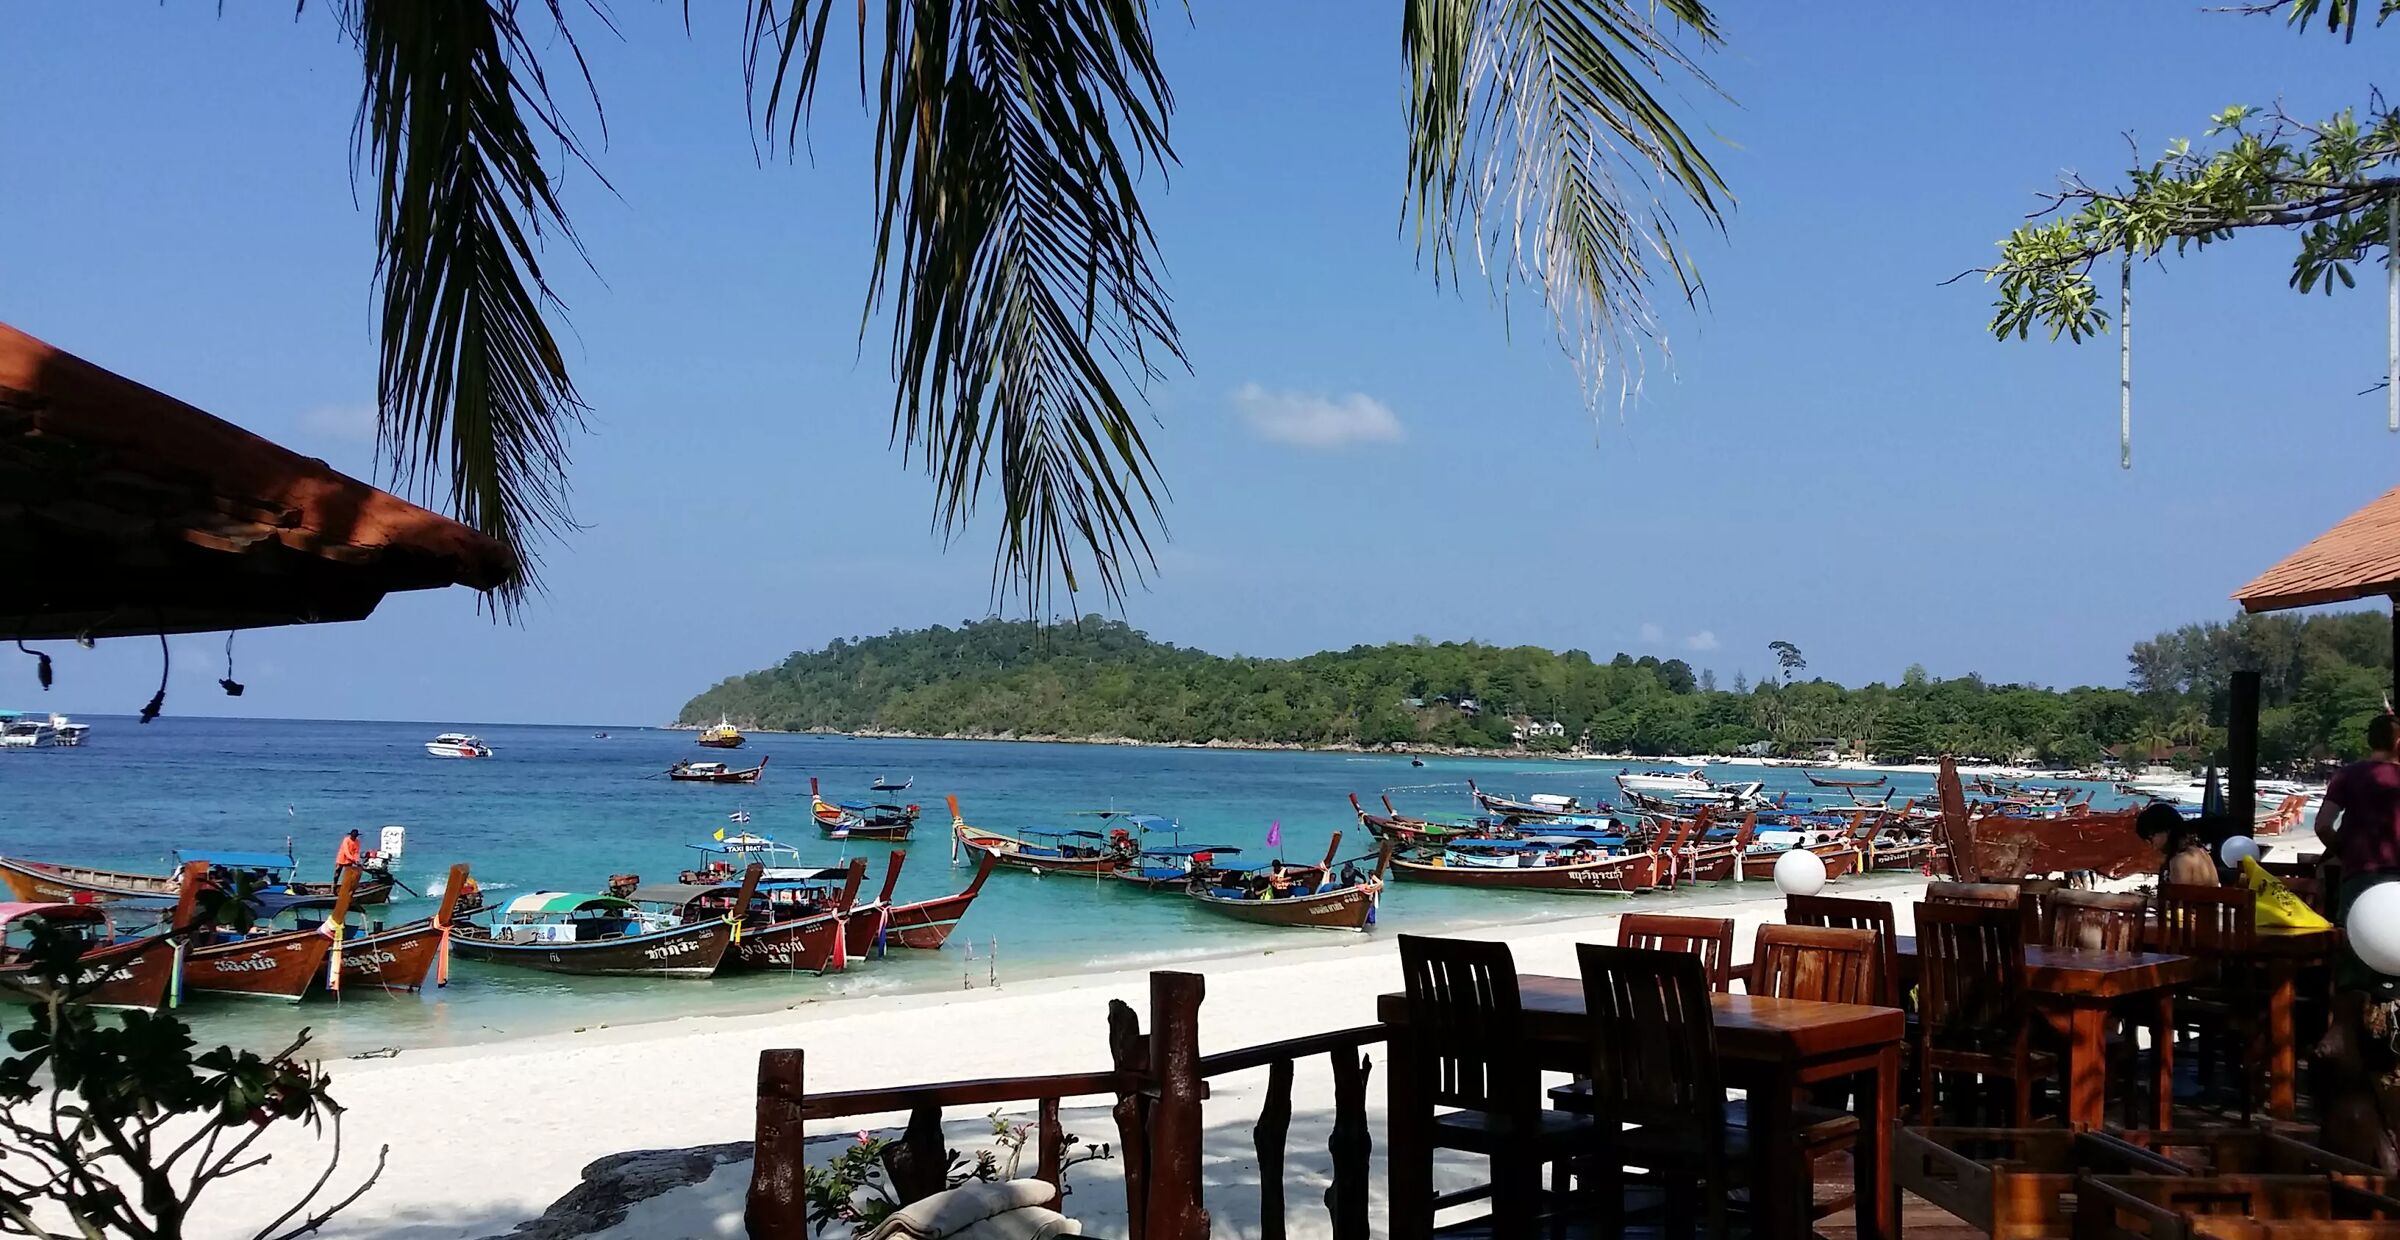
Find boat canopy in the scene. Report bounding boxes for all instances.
[1126,815,1176,833]
[0,901,109,929]
[627,883,725,907]
[1145,844,1240,857]
[750,873,851,889]
[504,891,634,916]
[1033,829,1108,840]
[176,848,293,870]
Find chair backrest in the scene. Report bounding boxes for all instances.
[1926,880,2024,909]
[1914,901,2027,1043]
[1784,892,1903,1008]
[1576,942,1726,1133]
[2155,883,2257,953]
[1398,934,1534,1115]
[1617,913,1736,992]
[2042,889,2147,952]
[1750,923,1880,1006]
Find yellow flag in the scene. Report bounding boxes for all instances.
[713,827,726,842]
[2239,855,2334,931]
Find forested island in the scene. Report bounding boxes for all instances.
[676,613,2395,769]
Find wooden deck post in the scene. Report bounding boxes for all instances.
[747,1049,808,1240]
[1325,1047,1373,1240]
[2230,669,2260,830]
[1109,997,1153,1240]
[1253,1058,1293,1240]
[1145,971,1210,1240]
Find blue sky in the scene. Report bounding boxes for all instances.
[5,5,2396,724]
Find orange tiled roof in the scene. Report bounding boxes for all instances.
[2234,484,2400,613]
[1,321,520,638]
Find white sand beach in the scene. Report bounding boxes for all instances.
[172,875,1935,1240]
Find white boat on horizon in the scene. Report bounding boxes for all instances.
[0,712,77,749]
[425,732,494,759]
[1614,769,1713,796]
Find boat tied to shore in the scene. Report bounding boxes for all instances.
[1183,832,1393,932]
[0,847,394,908]
[813,778,919,841]
[948,796,1141,876]
[451,863,760,978]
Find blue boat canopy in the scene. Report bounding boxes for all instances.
[177,849,293,870]
[1032,829,1107,840]
[1126,814,1176,832]
[1145,844,1240,857]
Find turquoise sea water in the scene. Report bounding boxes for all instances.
[0,716,2107,1055]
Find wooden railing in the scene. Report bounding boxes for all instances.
[746,970,1386,1240]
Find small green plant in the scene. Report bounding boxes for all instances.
[0,924,382,1239]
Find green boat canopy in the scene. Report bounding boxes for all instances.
[503,891,633,917]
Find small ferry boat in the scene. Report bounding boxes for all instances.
[424,732,493,759]
[668,756,769,784]
[696,717,746,749]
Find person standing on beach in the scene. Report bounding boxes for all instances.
[334,828,363,876]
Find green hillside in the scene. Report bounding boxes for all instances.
[677,613,2393,767]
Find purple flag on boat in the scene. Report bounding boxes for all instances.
[1266,819,1282,847]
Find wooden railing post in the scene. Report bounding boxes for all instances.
[747,1049,808,1240]
[1109,997,1153,1240]
[1254,1058,1293,1240]
[1326,1046,1372,1240]
[1145,971,1210,1240]
[1036,1095,1064,1202]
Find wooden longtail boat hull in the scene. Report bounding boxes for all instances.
[0,933,181,1010]
[669,761,767,783]
[184,929,334,1002]
[840,903,890,957]
[820,821,913,842]
[1935,757,2145,881]
[1390,852,1659,893]
[321,920,446,992]
[450,919,733,978]
[724,912,849,972]
[1806,773,1888,789]
[884,853,994,949]
[1187,882,1381,931]
[0,856,390,906]
[1736,844,1861,883]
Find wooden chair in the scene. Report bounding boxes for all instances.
[1566,943,1740,1238]
[2043,889,2146,952]
[1926,880,2023,909]
[1784,893,1904,1010]
[1396,934,1590,1234]
[1915,901,2048,1125]
[1739,924,1876,1225]
[1619,913,1737,993]
[2017,877,2065,942]
[2155,883,2264,1118]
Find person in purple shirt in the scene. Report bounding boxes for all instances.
[2319,714,2400,921]
[2314,713,2400,1170]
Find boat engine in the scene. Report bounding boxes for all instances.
[606,873,640,897]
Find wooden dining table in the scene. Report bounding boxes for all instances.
[1377,979,1905,1240]
[2135,922,2338,1119]
[1894,937,2201,1129]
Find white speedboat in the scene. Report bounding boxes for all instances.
[1615,769,1712,795]
[52,717,89,746]
[0,712,54,748]
[425,732,494,759]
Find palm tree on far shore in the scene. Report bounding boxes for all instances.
[67,0,1731,609]
[2130,723,2173,768]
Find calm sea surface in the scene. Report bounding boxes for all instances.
[0,716,2105,1055]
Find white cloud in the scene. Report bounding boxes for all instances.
[1232,383,1403,449]
[1638,622,1665,644]
[1682,630,1721,652]
[298,403,378,443]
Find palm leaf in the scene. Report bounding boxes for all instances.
[341,0,601,604]
[747,0,1183,611]
[1403,0,1730,397]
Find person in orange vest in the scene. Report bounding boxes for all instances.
[334,828,363,875]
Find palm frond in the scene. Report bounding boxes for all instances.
[1403,0,1730,398]
[343,0,600,605]
[748,0,1183,612]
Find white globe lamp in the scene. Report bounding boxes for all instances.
[1773,848,1827,897]
[2350,883,2400,976]
[2219,835,2262,870]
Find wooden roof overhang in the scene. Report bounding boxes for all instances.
[2235,484,2400,614]
[0,322,518,639]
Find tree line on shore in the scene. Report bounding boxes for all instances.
[677,612,2395,770]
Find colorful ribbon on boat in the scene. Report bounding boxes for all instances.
[728,915,743,945]
[319,918,343,995]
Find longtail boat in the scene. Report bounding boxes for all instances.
[1185,835,1391,932]
[1351,794,1497,846]
[314,862,473,994]
[668,755,768,784]
[1805,771,1888,789]
[1734,830,1862,883]
[1118,843,1245,892]
[1389,837,1660,893]
[451,864,758,978]
[884,851,996,949]
[0,891,191,1010]
[814,778,918,841]
[0,848,392,907]
[181,866,361,1002]
[842,851,906,957]
[1465,779,1595,821]
[948,796,1138,876]
[695,860,863,973]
